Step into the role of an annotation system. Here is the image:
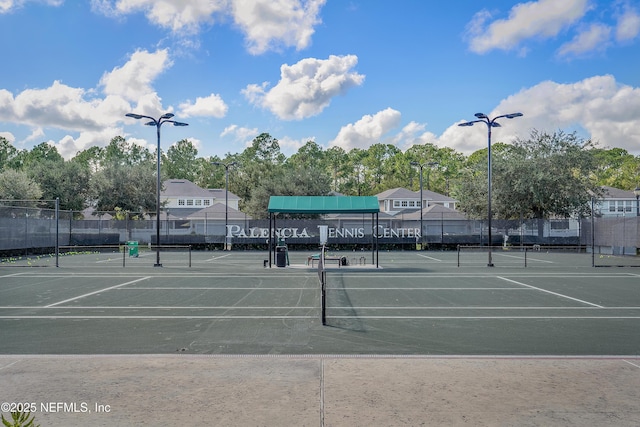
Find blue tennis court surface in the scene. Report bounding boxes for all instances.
[1,250,639,355]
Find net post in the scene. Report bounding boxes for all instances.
[457,244,460,267]
[55,197,59,267]
[524,247,528,268]
[189,245,192,268]
[319,244,327,325]
[321,272,326,326]
[122,244,126,268]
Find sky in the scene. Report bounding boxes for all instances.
[1,0,640,160]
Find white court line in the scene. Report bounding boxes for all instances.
[0,272,27,278]
[0,315,316,319]
[332,306,640,310]
[324,287,528,290]
[497,276,603,308]
[0,360,21,371]
[44,277,151,307]
[120,287,317,290]
[623,359,640,368]
[0,306,316,309]
[494,253,554,264]
[2,306,640,310]
[416,254,443,262]
[331,315,640,319]
[203,253,233,262]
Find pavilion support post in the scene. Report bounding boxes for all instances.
[375,213,379,268]
[268,213,273,268]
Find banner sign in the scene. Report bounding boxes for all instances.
[226,225,421,239]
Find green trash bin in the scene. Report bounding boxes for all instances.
[127,241,139,257]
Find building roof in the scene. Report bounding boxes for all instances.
[376,187,417,200]
[376,187,456,202]
[186,203,250,220]
[208,188,240,201]
[162,179,212,198]
[401,204,467,220]
[268,196,380,214]
[600,186,639,199]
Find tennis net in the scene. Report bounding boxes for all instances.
[318,245,327,325]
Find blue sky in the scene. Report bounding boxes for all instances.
[1,0,640,160]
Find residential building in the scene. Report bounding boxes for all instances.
[594,186,640,217]
[376,187,457,216]
[161,179,241,219]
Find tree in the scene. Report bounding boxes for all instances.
[90,137,156,215]
[453,130,600,238]
[0,137,20,171]
[324,146,350,192]
[73,146,104,174]
[90,161,157,215]
[163,139,199,181]
[0,169,43,200]
[30,142,63,162]
[592,147,640,190]
[243,164,332,219]
[340,148,367,195]
[230,133,284,212]
[29,158,91,211]
[103,136,153,166]
[362,143,401,193]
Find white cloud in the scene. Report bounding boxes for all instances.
[91,0,226,33]
[220,124,258,146]
[243,55,365,120]
[616,7,640,41]
[178,93,228,118]
[467,0,590,54]
[231,0,325,54]
[277,135,310,155]
[329,108,402,151]
[441,75,640,155]
[557,23,611,57]
[0,48,191,159]
[391,121,438,151]
[51,127,126,159]
[0,131,15,142]
[92,0,326,55]
[100,49,172,102]
[0,0,62,14]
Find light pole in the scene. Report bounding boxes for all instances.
[458,112,523,267]
[410,161,438,249]
[212,161,237,250]
[125,112,188,267]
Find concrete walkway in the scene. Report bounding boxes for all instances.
[1,355,639,426]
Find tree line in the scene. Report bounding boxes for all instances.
[0,130,638,220]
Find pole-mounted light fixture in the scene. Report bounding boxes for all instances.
[125,112,188,267]
[458,112,523,267]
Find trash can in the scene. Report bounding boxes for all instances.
[127,241,139,257]
[275,246,287,267]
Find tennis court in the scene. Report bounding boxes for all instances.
[1,249,639,355]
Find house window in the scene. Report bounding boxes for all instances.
[550,220,569,230]
[608,202,615,212]
[625,201,632,212]
[203,200,211,206]
[408,201,415,207]
[401,200,408,207]
[186,199,194,206]
[393,201,401,208]
[178,199,185,206]
[195,199,202,206]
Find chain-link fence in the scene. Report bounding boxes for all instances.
[1,202,638,264]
